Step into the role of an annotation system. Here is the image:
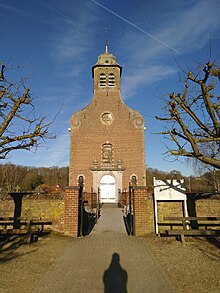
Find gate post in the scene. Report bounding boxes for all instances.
[133,186,153,236]
[64,186,79,237]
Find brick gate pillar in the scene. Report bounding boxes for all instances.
[64,186,79,237]
[133,187,154,236]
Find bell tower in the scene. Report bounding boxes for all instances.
[92,43,122,92]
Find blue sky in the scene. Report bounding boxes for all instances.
[0,0,220,175]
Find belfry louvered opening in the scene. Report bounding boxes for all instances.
[99,73,106,86]
[108,73,115,86]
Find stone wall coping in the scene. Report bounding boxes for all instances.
[65,186,79,191]
[132,186,147,190]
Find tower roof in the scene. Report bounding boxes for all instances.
[92,47,122,78]
[95,51,118,66]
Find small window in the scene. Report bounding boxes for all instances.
[131,175,137,186]
[108,73,115,86]
[78,175,84,188]
[99,73,106,87]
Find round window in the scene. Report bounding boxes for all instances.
[101,112,113,125]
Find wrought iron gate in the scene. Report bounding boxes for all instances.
[78,186,84,237]
[78,187,100,237]
[125,184,134,235]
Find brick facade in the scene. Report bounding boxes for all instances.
[69,48,146,202]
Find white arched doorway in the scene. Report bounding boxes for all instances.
[100,175,116,203]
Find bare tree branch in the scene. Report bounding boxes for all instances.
[0,62,55,159]
[156,61,220,169]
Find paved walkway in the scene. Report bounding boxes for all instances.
[33,204,176,293]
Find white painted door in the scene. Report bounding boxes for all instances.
[100,175,116,203]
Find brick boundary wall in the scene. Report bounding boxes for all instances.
[195,198,220,217]
[0,190,219,237]
[0,198,65,232]
[133,187,155,236]
[64,186,79,237]
[131,189,220,236]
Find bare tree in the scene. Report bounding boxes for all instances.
[156,61,220,169]
[0,62,54,159]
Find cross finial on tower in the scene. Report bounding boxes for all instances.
[105,27,108,53]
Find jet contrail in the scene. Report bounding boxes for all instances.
[0,3,38,18]
[92,0,180,54]
[33,0,74,22]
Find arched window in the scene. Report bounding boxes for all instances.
[131,175,137,186]
[78,175,84,189]
[99,73,106,87]
[108,73,115,86]
[102,143,113,165]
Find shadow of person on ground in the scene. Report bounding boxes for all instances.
[103,252,128,293]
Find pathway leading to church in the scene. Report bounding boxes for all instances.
[92,203,127,234]
[33,204,177,293]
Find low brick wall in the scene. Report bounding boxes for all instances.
[128,188,220,236]
[0,188,80,237]
[0,199,14,217]
[153,195,220,232]
[0,197,65,232]
[195,198,220,217]
[1,191,219,237]
[157,201,184,222]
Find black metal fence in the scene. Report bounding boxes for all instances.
[123,184,134,236]
[78,186,84,237]
[78,187,100,237]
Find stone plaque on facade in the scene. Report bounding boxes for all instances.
[72,119,81,128]
[102,143,113,164]
[134,116,144,127]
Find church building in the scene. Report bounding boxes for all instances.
[69,44,146,203]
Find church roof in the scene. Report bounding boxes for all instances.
[95,51,118,66]
[92,47,122,77]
